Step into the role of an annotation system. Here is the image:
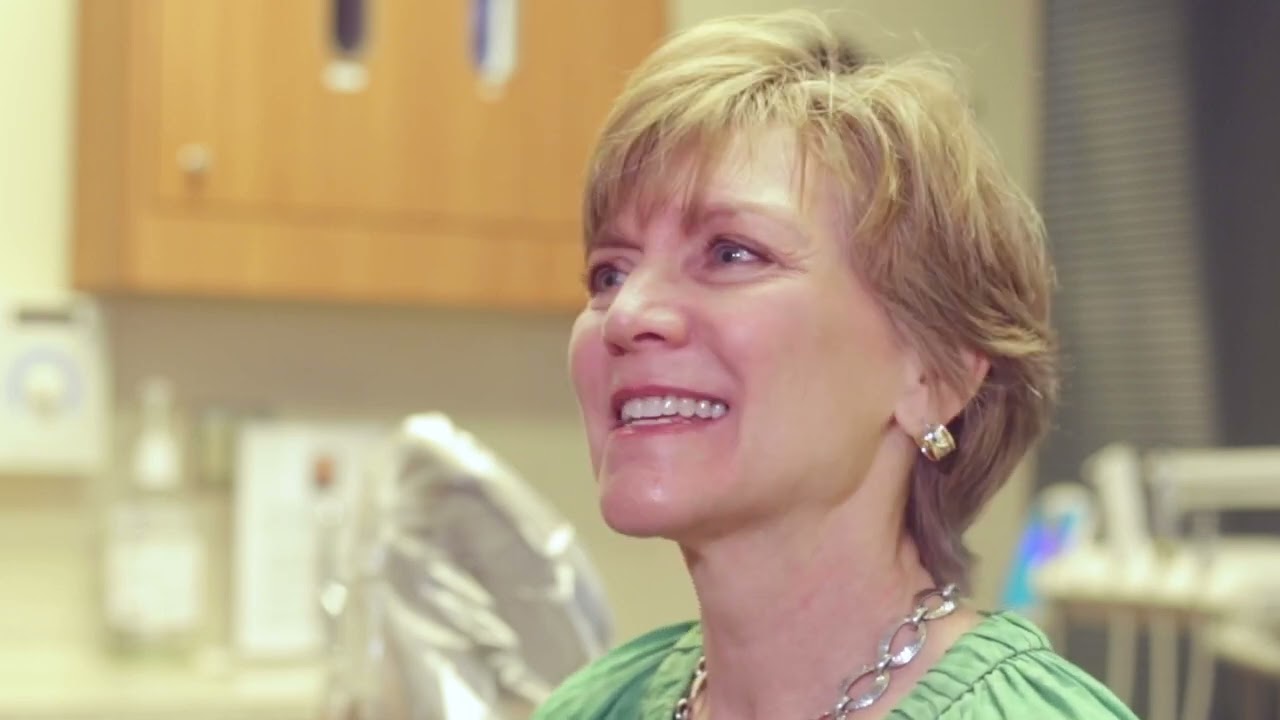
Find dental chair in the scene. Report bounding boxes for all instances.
[319,414,614,720]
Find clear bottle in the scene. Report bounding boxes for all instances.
[102,377,205,657]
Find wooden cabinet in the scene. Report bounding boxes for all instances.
[73,0,666,310]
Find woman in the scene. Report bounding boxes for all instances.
[536,11,1136,720]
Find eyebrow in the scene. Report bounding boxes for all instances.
[586,199,810,255]
[688,200,808,236]
[586,229,642,255]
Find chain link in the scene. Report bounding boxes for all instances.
[673,584,958,720]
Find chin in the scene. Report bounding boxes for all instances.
[597,468,696,539]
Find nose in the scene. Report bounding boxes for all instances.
[601,270,690,356]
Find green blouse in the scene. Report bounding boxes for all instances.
[531,612,1137,719]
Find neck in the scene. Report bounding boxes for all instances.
[681,477,939,720]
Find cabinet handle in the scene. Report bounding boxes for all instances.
[176,144,212,176]
[331,0,368,57]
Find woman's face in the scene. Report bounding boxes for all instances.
[569,129,918,542]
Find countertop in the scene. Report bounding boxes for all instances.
[0,645,322,720]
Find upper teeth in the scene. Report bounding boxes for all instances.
[620,395,728,422]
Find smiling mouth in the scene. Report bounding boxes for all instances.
[616,395,730,428]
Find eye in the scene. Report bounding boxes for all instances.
[709,238,763,265]
[585,263,628,295]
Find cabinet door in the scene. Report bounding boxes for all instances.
[151,0,665,227]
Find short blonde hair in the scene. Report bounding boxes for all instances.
[583,11,1058,590]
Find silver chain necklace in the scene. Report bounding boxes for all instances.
[673,584,958,720]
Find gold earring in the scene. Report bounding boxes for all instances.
[919,423,956,462]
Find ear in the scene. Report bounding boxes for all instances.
[893,346,990,439]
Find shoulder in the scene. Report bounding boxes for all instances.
[531,621,699,720]
[892,612,1138,720]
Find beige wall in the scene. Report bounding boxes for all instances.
[0,0,74,299]
[0,0,1042,651]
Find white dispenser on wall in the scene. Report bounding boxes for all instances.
[102,376,205,655]
[0,295,107,476]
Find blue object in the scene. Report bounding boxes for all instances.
[1000,489,1091,614]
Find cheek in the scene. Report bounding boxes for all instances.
[718,297,841,424]
[568,312,607,414]
[733,278,904,421]
[824,297,905,403]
